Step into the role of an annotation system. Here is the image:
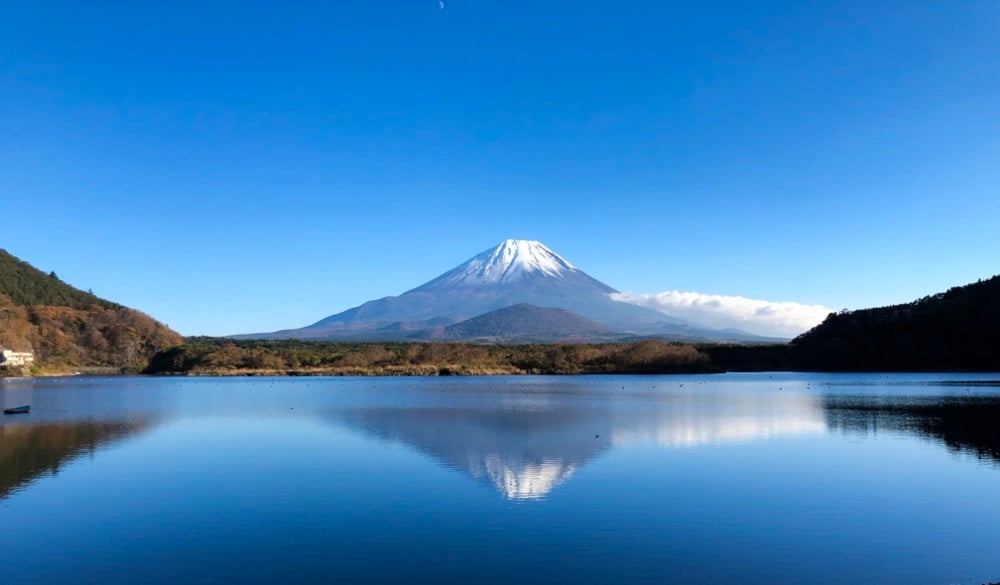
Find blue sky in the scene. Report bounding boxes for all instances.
[2,1,998,336]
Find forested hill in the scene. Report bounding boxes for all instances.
[0,249,182,373]
[0,249,119,310]
[791,275,1000,370]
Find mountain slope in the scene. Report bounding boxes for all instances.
[0,249,182,372]
[0,250,118,310]
[304,239,639,331]
[416,304,614,342]
[791,275,1000,370]
[249,239,744,341]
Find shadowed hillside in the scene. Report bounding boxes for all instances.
[702,275,1000,372]
[791,275,1000,371]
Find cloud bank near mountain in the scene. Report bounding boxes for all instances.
[611,291,832,339]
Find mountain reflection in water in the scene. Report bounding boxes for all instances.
[3,377,1000,585]
[332,390,826,499]
[0,419,151,499]
[335,407,608,499]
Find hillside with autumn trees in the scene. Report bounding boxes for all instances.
[0,249,182,373]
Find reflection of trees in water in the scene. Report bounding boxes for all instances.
[0,419,150,499]
[823,398,1000,463]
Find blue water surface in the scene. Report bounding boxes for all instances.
[1,373,999,584]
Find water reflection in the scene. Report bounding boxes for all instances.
[0,419,152,499]
[3,376,999,585]
[610,391,826,447]
[332,389,826,499]
[336,407,608,499]
[824,396,1000,464]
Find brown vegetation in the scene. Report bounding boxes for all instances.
[0,249,182,374]
[146,338,714,376]
[0,293,182,373]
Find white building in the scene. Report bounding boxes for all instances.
[0,349,34,368]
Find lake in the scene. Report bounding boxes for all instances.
[1,373,999,584]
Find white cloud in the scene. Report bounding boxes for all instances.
[610,290,832,339]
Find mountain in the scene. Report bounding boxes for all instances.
[414,304,615,343]
[0,249,182,372]
[790,274,1000,370]
[247,239,760,342]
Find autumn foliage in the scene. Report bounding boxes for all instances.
[146,337,713,376]
[0,294,182,372]
[0,249,181,373]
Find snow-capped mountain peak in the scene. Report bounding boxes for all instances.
[438,239,577,286]
[246,238,770,341]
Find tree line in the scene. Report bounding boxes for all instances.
[0,249,118,310]
[145,337,714,376]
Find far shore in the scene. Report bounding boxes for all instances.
[9,368,998,380]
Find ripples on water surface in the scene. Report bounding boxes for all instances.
[1,373,999,584]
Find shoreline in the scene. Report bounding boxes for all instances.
[9,369,1000,380]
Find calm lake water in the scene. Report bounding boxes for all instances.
[1,373,999,584]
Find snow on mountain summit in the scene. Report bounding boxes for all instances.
[249,237,762,340]
[437,239,577,286]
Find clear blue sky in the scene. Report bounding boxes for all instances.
[2,1,997,336]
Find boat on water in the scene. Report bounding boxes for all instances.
[3,405,30,414]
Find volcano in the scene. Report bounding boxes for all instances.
[242,239,765,342]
